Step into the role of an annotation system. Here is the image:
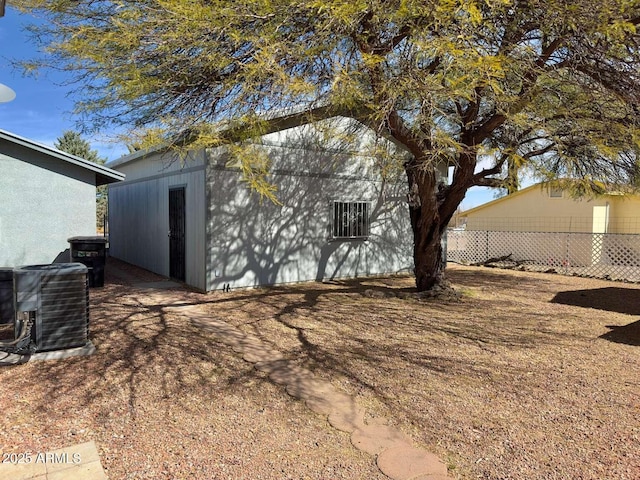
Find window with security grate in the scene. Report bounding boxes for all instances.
[332,201,370,239]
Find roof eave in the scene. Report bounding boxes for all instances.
[0,129,125,184]
[460,183,542,216]
[108,103,414,169]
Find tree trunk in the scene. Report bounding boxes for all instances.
[405,156,470,292]
[412,219,446,291]
[405,160,447,291]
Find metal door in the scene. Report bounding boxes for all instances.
[169,187,186,281]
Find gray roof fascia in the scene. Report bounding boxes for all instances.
[106,145,157,169]
[0,129,125,186]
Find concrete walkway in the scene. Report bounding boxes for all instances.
[0,441,107,480]
[174,302,452,480]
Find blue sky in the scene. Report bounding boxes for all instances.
[0,6,495,209]
[0,6,128,161]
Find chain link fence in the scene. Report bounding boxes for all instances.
[447,229,640,282]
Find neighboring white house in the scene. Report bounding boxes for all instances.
[0,129,124,266]
[107,114,428,291]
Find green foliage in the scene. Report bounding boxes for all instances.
[54,130,108,231]
[14,0,639,196]
[14,0,640,287]
[54,130,103,163]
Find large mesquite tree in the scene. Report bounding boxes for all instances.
[16,0,640,291]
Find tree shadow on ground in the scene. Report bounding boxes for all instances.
[5,263,640,478]
[0,261,264,462]
[445,264,543,289]
[93,259,639,480]
[0,258,593,419]
[0,256,423,424]
[223,266,568,410]
[0,261,393,478]
[550,287,640,315]
[600,320,640,346]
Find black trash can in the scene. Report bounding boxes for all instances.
[68,236,108,288]
[0,268,14,325]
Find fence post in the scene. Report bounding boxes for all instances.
[485,231,489,262]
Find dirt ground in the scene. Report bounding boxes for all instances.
[0,259,638,480]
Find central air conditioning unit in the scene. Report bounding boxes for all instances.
[0,267,13,325]
[13,263,90,353]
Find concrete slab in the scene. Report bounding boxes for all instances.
[0,459,47,479]
[132,281,183,290]
[0,441,107,480]
[351,424,413,455]
[0,350,29,366]
[327,405,366,433]
[253,359,313,384]
[304,389,355,415]
[183,313,246,347]
[242,346,284,363]
[376,445,449,480]
[285,377,336,401]
[0,342,95,366]
[45,441,101,472]
[32,343,96,362]
[305,394,337,415]
[46,460,107,480]
[268,364,313,385]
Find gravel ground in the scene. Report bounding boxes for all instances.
[0,259,638,479]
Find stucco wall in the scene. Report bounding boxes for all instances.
[0,147,96,267]
[464,186,613,232]
[608,196,640,233]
